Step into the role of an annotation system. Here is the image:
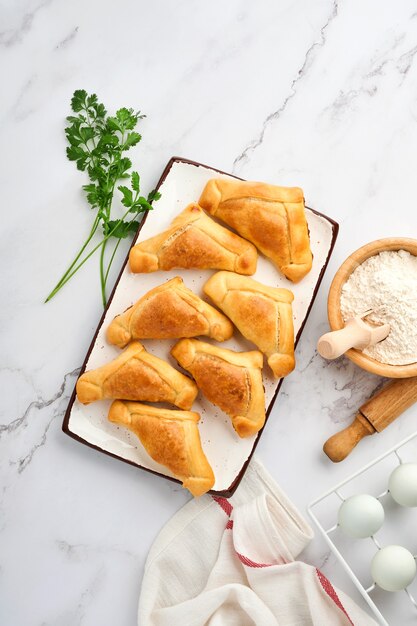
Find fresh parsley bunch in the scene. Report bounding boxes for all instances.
[46,90,160,307]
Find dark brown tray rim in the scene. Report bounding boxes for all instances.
[62,156,339,498]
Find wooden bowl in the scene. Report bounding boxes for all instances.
[328,238,417,378]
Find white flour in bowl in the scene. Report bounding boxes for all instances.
[340,249,417,365]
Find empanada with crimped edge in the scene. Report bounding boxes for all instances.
[203,271,295,378]
[106,277,233,348]
[199,179,312,282]
[108,400,214,497]
[171,338,265,438]
[129,203,257,275]
[76,341,197,409]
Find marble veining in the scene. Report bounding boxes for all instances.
[233,0,339,171]
[54,26,79,51]
[1,0,417,624]
[0,0,53,48]
[0,367,79,437]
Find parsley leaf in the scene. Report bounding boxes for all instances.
[106,219,140,238]
[131,171,140,192]
[118,185,133,207]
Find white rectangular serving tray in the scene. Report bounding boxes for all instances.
[63,157,339,496]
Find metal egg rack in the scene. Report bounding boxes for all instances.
[308,431,417,626]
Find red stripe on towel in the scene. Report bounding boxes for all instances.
[316,569,354,625]
[212,496,233,517]
[226,519,234,529]
[236,552,272,568]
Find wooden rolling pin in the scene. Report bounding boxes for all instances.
[324,377,417,462]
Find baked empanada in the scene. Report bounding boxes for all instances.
[107,277,233,348]
[171,339,265,438]
[129,203,257,275]
[204,272,295,378]
[199,179,312,282]
[76,341,197,409]
[108,401,215,497]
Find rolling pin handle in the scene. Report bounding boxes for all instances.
[323,414,375,462]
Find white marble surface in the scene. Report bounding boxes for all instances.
[1,1,417,624]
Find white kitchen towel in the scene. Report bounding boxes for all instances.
[139,458,377,625]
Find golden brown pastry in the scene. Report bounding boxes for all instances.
[129,203,257,275]
[204,272,295,378]
[199,179,312,282]
[108,400,214,496]
[171,338,265,438]
[107,277,233,348]
[76,341,197,409]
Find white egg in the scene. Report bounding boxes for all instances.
[371,545,416,592]
[338,494,384,538]
[388,463,417,507]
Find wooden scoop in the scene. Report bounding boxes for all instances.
[324,377,417,462]
[317,309,390,360]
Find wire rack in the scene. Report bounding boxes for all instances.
[308,431,417,626]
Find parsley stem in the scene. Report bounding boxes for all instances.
[99,236,108,307]
[99,172,118,306]
[45,214,100,302]
[102,208,143,293]
[48,208,132,297]
[104,237,122,288]
[84,105,97,150]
